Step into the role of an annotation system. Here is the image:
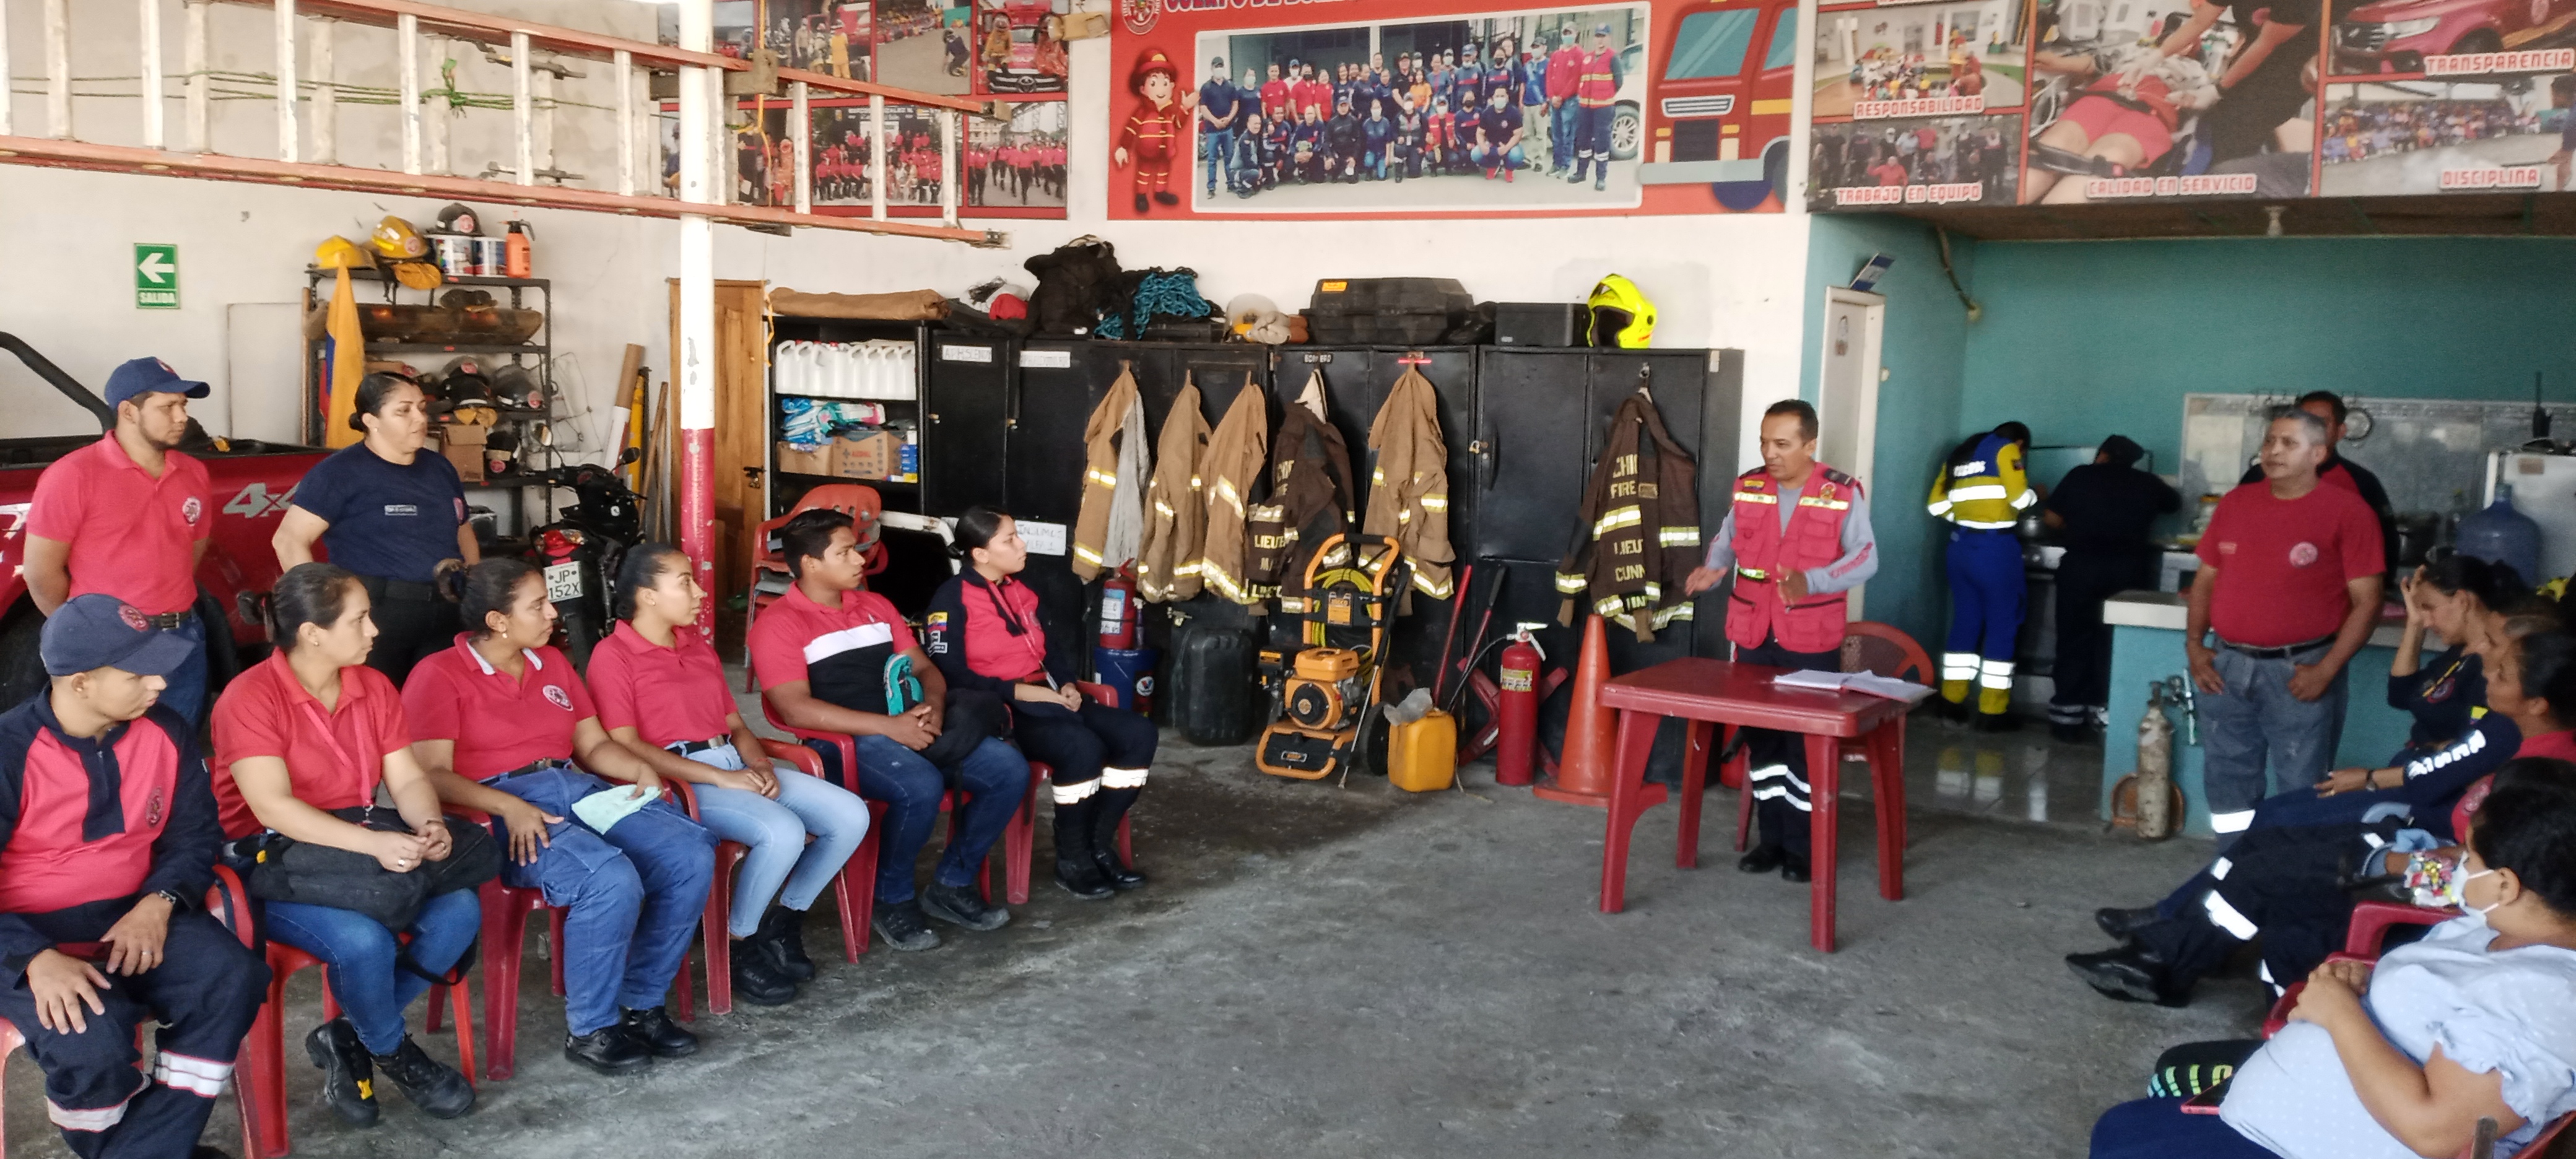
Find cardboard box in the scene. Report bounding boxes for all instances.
[438,423,489,484]
[777,440,832,475]
[832,431,897,480]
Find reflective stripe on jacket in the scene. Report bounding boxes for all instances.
[1728,465,1861,653]
[1926,432,2034,531]
[1198,379,1270,606]
[1361,363,1455,606]
[1072,361,1147,580]
[1556,388,1699,642]
[1138,377,1211,602]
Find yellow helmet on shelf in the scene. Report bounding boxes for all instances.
[315,235,376,269]
[370,215,427,260]
[1585,274,1656,349]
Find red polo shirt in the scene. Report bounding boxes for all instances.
[586,622,734,749]
[0,709,186,913]
[24,435,212,615]
[401,635,596,781]
[2197,479,2385,648]
[209,652,408,840]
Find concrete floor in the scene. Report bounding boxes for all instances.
[1,716,2269,1158]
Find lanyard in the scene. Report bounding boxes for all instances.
[296,690,382,807]
[981,578,1056,689]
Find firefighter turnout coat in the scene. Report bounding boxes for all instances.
[1361,363,1454,607]
[1556,388,1700,642]
[1247,373,1359,604]
[1073,361,1149,581]
[1198,378,1270,605]
[1138,375,1211,602]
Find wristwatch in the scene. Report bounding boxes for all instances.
[154,888,189,913]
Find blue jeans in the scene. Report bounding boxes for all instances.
[684,744,872,937]
[487,766,715,1036]
[805,734,1029,904]
[1473,142,1525,171]
[2089,1098,2275,1158]
[162,614,209,728]
[2199,641,2349,841]
[1551,101,1580,167]
[1203,127,1235,193]
[263,890,481,1055]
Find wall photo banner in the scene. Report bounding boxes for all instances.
[1805,0,2576,210]
[1108,0,1801,219]
[665,0,1074,100]
[659,97,1069,219]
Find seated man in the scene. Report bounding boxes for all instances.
[0,595,269,1159]
[749,510,1029,952]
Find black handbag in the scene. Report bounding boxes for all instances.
[245,807,502,932]
[919,688,1013,778]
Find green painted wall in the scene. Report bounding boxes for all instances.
[1801,215,1978,654]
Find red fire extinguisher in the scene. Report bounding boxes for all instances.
[1495,628,1543,788]
[1097,570,1140,650]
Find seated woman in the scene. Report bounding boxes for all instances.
[2090,756,2576,1159]
[924,508,1155,900]
[2381,554,2518,768]
[586,544,869,1007]
[2072,627,2576,1007]
[209,563,477,1126]
[403,559,715,1075]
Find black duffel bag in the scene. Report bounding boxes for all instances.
[245,807,502,931]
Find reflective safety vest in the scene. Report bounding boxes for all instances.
[1726,465,1860,653]
[1925,433,2034,531]
[1577,48,1617,106]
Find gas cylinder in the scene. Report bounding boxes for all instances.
[1098,572,1140,650]
[2136,683,2174,841]
[1495,629,1543,788]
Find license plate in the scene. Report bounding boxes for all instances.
[544,562,584,602]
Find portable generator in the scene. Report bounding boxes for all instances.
[1256,534,1409,781]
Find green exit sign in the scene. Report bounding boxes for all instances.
[135,243,179,309]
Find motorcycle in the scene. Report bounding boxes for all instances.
[519,452,643,670]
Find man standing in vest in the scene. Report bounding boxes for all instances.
[1926,421,2037,731]
[1685,401,1879,882]
[1566,24,1625,191]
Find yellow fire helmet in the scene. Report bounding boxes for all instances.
[370,215,427,260]
[1585,274,1657,349]
[391,260,445,290]
[314,235,376,269]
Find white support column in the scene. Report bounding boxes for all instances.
[139,0,165,149]
[2,0,17,137]
[708,66,728,205]
[308,18,336,165]
[676,0,717,632]
[791,80,811,214]
[274,0,298,162]
[183,0,209,152]
[43,0,69,140]
[511,30,533,183]
[614,48,635,196]
[868,93,886,221]
[398,13,422,175]
[939,108,959,227]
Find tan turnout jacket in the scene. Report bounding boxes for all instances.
[1137,376,1211,602]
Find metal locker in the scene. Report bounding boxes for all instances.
[1469,348,1594,566]
[923,336,1012,518]
[1006,337,1099,672]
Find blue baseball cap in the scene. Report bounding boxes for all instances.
[104,357,211,409]
[40,594,196,677]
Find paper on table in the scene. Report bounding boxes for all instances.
[1771,669,1936,704]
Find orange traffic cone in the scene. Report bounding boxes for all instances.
[1533,615,1618,807]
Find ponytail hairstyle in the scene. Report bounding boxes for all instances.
[614,543,688,621]
[258,562,362,650]
[349,371,423,433]
[461,558,540,639]
[951,505,1012,565]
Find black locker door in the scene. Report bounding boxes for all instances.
[1469,349,1593,565]
[1007,338,1100,672]
[1174,344,1270,430]
[923,336,1012,518]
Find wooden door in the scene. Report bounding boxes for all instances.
[668,279,769,607]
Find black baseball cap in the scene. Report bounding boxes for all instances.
[104,357,211,409]
[41,594,196,678]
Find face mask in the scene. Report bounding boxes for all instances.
[2444,862,2503,927]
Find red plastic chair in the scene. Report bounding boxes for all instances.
[1730,621,1924,877]
[2261,899,2456,1036]
[742,484,888,691]
[431,805,570,1082]
[664,739,871,1017]
[999,682,1138,905]
[760,694,1027,908]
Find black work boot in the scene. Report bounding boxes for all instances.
[2066,944,2188,1007]
[2095,905,2162,942]
[754,905,817,982]
[871,898,942,952]
[304,1018,378,1127]
[1737,843,1788,875]
[729,937,799,1006]
[1053,796,1114,900]
[921,879,1011,931]
[563,1025,651,1075]
[372,1035,475,1119]
[620,1007,700,1058]
[1092,786,1147,890]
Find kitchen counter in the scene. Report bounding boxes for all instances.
[2097,591,2423,838]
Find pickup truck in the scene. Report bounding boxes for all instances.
[0,334,327,711]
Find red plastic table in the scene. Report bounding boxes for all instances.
[1596,658,1913,952]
